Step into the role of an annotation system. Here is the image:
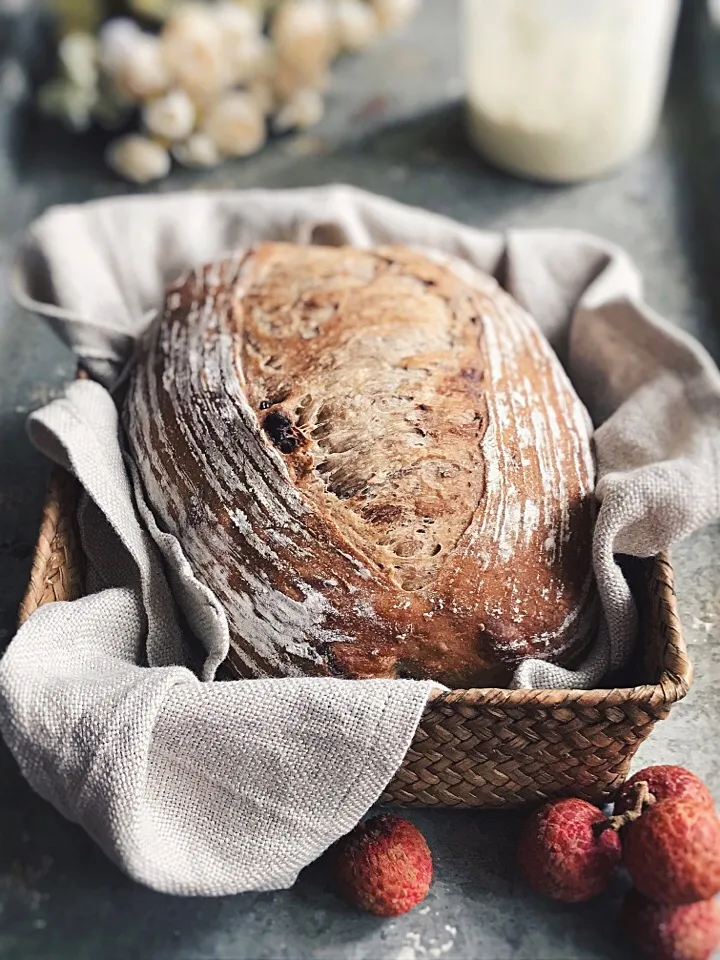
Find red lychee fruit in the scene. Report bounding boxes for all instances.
[333,815,432,916]
[517,798,622,903]
[615,766,714,817]
[623,798,720,904]
[622,888,720,960]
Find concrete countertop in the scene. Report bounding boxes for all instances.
[1,2,719,958]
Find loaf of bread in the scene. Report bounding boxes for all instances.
[124,242,597,688]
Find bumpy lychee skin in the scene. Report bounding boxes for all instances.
[333,815,432,916]
[615,766,715,817]
[623,798,720,904]
[517,798,622,903]
[622,888,720,960]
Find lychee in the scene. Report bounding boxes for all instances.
[615,766,714,817]
[517,798,622,902]
[332,814,432,916]
[622,888,720,960]
[623,798,720,904]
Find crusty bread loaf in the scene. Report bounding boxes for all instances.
[124,242,597,688]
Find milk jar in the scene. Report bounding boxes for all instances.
[463,0,681,182]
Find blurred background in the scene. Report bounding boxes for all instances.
[0,0,707,189]
[0,0,433,185]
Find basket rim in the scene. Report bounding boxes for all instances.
[427,553,692,708]
[19,465,692,710]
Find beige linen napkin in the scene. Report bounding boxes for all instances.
[1,185,719,896]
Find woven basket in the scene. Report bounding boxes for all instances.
[19,464,693,810]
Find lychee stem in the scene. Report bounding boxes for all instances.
[594,781,657,836]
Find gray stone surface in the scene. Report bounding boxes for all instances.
[1,2,719,958]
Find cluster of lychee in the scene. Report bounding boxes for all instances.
[519,765,720,960]
[329,766,720,960]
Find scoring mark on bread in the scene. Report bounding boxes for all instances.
[238,245,491,589]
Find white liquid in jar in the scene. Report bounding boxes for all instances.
[463,0,680,183]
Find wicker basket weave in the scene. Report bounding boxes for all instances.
[19,464,693,810]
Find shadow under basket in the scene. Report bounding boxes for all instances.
[19,465,693,810]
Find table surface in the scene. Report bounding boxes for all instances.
[2,2,720,958]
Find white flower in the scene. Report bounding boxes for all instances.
[105,134,171,183]
[142,88,196,141]
[214,1,261,43]
[227,31,272,86]
[98,19,143,74]
[172,132,221,167]
[335,0,379,52]
[202,91,266,157]
[161,4,232,100]
[58,32,98,90]
[271,0,337,86]
[273,57,330,102]
[273,88,324,132]
[372,0,420,32]
[112,33,170,102]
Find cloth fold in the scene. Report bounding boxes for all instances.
[2,185,720,896]
[3,382,434,896]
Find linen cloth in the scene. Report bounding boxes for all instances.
[1,185,719,896]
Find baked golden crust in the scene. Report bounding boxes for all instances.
[124,243,597,687]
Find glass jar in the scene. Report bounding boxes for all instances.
[463,0,681,183]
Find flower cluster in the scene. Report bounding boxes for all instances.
[38,0,419,183]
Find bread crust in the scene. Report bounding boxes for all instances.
[124,243,597,687]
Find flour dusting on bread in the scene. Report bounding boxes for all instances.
[124,243,597,687]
